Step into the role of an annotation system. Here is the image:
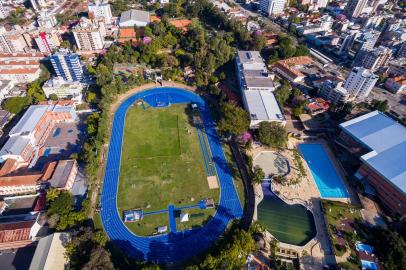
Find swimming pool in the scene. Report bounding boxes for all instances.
[356,243,374,253]
[298,144,349,198]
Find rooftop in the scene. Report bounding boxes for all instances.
[49,160,76,188]
[120,9,150,24]
[29,233,69,270]
[243,90,284,122]
[340,111,406,194]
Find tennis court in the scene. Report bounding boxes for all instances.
[258,182,316,246]
[100,87,243,263]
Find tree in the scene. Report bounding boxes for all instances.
[49,93,58,101]
[218,103,250,136]
[46,188,61,203]
[294,45,310,56]
[364,226,406,270]
[274,81,292,106]
[83,246,114,270]
[371,99,389,112]
[2,96,32,114]
[258,121,287,148]
[251,165,265,185]
[26,82,46,103]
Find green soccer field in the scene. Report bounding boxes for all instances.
[117,103,219,236]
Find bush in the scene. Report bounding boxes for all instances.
[258,122,287,148]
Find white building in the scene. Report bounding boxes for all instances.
[359,46,392,71]
[0,2,9,19]
[344,0,369,18]
[88,0,113,24]
[0,80,14,104]
[33,30,61,54]
[236,51,285,128]
[297,15,333,35]
[343,67,378,100]
[119,9,150,27]
[72,17,105,51]
[319,81,349,104]
[309,0,330,10]
[0,26,28,54]
[260,0,286,16]
[37,11,58,28]
[42,77,84,103]
[0,52,43,84]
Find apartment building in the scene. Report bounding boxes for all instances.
[0,26,28,54]
[319,81,349,105]
[50,49,84,82]
[344,0,369,18]
[37,11,58,28]
[236,51,285,128]
[72,17,105,52]
[32,30,61,55]
[88,0,113,24]
[0,52,43,84]
[343,67,378,100]
[358,46,392,71]
[42,77,84,103]
[259,0,286,16]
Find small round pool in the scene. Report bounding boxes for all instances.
[253,151,290,179]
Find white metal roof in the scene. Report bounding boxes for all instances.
[243,90,284,122]
[9,105,49,136]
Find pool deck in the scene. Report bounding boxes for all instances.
[250,137,357,269]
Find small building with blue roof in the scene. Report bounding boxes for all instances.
[337,110,406,217]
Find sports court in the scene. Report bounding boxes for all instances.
[100,87,243,263]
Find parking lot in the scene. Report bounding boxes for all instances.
[367,87,406,118]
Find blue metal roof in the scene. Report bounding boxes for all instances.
[340,111,406,194]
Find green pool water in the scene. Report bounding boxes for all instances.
[258,184,316,246]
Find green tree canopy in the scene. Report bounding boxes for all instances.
[251,165,265,185]
[2,96,32,114]
[258,121,287,148]
[218,103,250,136]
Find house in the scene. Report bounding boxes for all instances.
[0,215,42,250]
[337,111,406,218]
[119,9,150,27]
[272,56,313,83]
[384,75,406,94]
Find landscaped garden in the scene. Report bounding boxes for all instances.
[117,103,219,236]
[321,200,362,269]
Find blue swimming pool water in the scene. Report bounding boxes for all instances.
[298,144,349,198]
[361,260,378,270]
[356,243,374,253]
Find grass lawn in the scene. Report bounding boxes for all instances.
[175,208,214,231]
[322,200,362,269]
[117,104,219,236]
[126,212,170,236]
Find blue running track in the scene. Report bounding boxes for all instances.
[101,87,243,263]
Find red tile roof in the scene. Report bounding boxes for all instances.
[0,220,35,243]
